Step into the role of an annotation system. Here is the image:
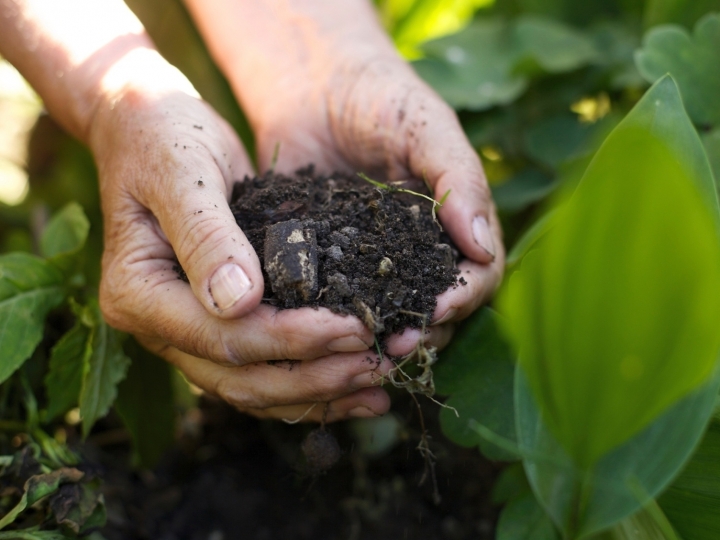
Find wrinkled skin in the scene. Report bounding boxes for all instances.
[1,0,504,423]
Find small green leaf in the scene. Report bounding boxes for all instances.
[45,321,91,421]
[500,76,720,467]
[0,253,65,384]
[435,308,517,461]
[636,14,720,126]
[78,300,131,437]
[492,463,531,505]
[0,468,84,530]
[496,492,560,540]
[115,338,175,468]
[40,202,90,259]
[659,419,720,538]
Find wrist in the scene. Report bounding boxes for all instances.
[88,48,200,158]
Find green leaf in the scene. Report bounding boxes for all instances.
[702,127,720,188]
[492,169,555,213]
[500,76,720,468]
[496,492,560,540]
[40,202,90,259]
[381,0,492,59]
[516,366,719,537]
[492,462,531,504]
[636,14,720,126]
[413,15,598,110]
[658,419,720,538]
[44,321,91,420]
[78,300,131,437]
[0,468,84,530]
[435,308,517,461]
[591,503,679,540]
[115,338,175,468]
[0,527,71,539]
[0,253,65,384]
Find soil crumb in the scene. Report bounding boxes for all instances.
[182,167,460,339]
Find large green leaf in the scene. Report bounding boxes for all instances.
[0,253,65,384]
[702,127,720,188]
[413,15,598,110]
[44,321,91,420]
[636,14,720,127]
[658,419,720,538]
[115,338,175,468]
[500,76,720,468]
[516,367,719,537]
[78,300,131,437]
[434,308,517,460]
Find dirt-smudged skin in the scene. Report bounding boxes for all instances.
[230,167,461,339]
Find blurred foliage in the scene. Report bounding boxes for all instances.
[377,0,495,58]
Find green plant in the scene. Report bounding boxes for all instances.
[429,4,720,539]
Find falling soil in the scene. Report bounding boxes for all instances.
[224,167,460,338]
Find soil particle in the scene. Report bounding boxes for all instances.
[228,167,460,338]
[301,429,342,474]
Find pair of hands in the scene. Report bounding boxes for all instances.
[83,2,504,423]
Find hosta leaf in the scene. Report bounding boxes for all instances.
[496,492,560,540]
[500,76,720,468]
[0,253,65,384]
[434,308,517,460]
[78,300,131,437]
[701,127,720,188]
[40,202,90,259]
[658,419,720,538]
[636,14,720,126]
[516,366,719,537]
[45,321,91,420]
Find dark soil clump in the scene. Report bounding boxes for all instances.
[228,167,460,338]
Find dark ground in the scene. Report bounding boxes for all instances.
[94,395,501,540]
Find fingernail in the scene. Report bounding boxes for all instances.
[472,216,496,260]
[348,406,380,419]
[327,335,370,353]
[431,308,458,326]
[209,264,251,310]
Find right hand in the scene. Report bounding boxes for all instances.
[89,53,393,423]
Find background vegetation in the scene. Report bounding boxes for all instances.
[2,0,720,538]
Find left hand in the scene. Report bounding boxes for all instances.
[186,0,505,420]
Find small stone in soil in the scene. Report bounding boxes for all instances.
[302,428,341,474]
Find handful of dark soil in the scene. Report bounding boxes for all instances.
[228,167,460,339]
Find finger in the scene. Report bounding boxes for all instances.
[240,387,392,423]
[431,257,505,326]
[104,254,375,365]
[398,92,503,266]
[384,324,454,357]
[164,348,394,410]
[126,95,264,319]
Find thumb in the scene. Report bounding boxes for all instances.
[405,95,502,265]
[142,116,264,319]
